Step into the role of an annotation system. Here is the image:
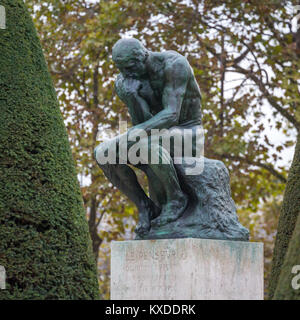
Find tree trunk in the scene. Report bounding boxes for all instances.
[88,195,102,262]
[87,64,102,262]
[274,200,300,299]
[0,0,99,299]
[269,134,300,299]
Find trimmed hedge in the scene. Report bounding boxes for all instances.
[0,0,99,299]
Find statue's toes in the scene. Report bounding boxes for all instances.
[151,196,188,228]
[135,221,150,236]
[151,216,171,228]
[150,218,161,228]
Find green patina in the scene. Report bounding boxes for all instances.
[95,38,249,242]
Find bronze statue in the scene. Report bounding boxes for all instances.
[95,38,249,241]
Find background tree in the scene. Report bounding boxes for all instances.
[0,0,99,299]
[25,0,299,298]
[272,137,300,299]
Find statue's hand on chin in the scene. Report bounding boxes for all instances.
[123,77,142,96]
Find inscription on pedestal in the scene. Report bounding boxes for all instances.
[111,238,263,300]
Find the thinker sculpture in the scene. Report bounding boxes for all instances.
[95,38,249,241]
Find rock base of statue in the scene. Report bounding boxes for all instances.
[136,157,249,241]
[111,238,264,300]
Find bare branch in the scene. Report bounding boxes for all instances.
[216,152,287,183]
[232,65,300,131]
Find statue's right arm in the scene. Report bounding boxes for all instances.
[115,74,152,126]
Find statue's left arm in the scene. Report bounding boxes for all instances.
[133,56,190,133]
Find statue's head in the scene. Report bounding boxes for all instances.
[112,38,148,79]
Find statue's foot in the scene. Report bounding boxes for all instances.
[135,201,161,237]
[151,193,188,228]
[135,220,151,237]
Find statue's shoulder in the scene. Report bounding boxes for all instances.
[160,51,190,78]
[162,50,189,67]
[163,50,183,58]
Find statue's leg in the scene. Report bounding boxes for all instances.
[134,164,166,213]
[97,163,159,235]
[147,145,188,227]
[134,135,188,227]
[95,143,158,236]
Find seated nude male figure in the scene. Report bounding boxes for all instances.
[95,38,202,236]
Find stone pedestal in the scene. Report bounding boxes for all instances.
[111,238,264,300]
